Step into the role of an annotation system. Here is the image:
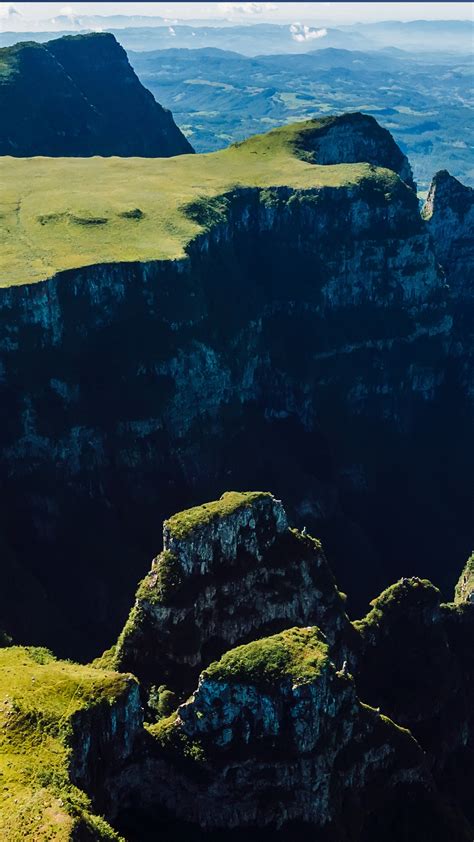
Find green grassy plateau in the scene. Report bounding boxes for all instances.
[0,645,133,841]
[0,119,402,287]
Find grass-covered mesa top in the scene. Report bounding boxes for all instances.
[164,490,272,539]
[203,627,329,688]
[0,116,406,287]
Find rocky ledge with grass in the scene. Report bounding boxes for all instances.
[1,495,473,840]
[112,492,349,698]
[109,626,463,840]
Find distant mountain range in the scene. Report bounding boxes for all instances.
[129,44,474,191]
[0,19,472,55]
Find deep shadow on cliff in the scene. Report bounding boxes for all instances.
[2,493,473,841]
[0,116,472,659]
[0,32,193,156]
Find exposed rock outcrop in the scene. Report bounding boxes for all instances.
[113,492,349,696]
[0,33,193,156]
[423,171,474,403]
[299,112,415,189]
[353,576,474,828]
[106,495,473,840]
[423,170,474,296]
[455,553,474,604]
[2,495,473,841]
[109,624,469,841]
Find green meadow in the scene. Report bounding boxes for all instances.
[0,119,399,287]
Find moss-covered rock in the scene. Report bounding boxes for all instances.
[112,492,348,696]
[164,491,276,541]
[2,500,473,840]
[128,625,432,836]
[202,626,329,689]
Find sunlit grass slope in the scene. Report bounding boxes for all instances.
[0,646,133,841]
[0,118,401,287]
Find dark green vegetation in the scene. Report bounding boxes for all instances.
[0,33,193,157]
[130,45,474,191]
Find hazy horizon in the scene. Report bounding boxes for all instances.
[0,1,472,31]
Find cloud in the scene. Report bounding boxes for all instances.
[290,22,328,42]
[0,4,21,17]
[218,3,278,15]
[168,26,176,35]
[59,5,74,14]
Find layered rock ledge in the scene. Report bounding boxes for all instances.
[113,492,349,696]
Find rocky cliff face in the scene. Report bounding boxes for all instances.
[353,576,474,831]
[122,627,436,839]
[0,166,470,657]
[0,116,472,658]
[104,495,472,841]
[423,170,474,295]
[299,112,415,189]
[113,492,349,697]
[0,33,193,156]
[3,495,473,841]
[423,170,474,402]
[455,553,474,604]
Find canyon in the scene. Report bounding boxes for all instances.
[0,111,473,657]
[0,37,473,835]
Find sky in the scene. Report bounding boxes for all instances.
[0,2,472,27]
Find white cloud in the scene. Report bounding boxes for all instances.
[59,5,74,14]
[218,3,278,16]
[290,22,328,42]
[168,26,176,35]
[0,4,21,17]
